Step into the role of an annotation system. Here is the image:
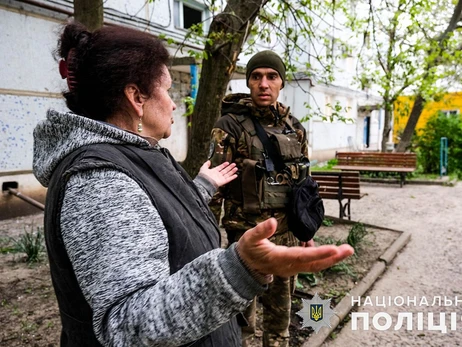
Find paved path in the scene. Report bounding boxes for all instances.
[321,182,462,347]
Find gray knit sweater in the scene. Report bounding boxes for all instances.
[33,110,265,346]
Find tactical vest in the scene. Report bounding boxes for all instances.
[227,113,308,214]
[44,143,241,347]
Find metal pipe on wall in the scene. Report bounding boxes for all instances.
[8,188,45,211]
[190,64,198,101]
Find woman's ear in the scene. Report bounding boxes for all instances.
[124,84,145,117]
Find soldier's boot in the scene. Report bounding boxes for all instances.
[262,332,290,347]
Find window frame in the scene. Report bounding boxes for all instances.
[173,0,210,31]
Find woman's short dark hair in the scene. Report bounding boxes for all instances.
[56,22,170,120]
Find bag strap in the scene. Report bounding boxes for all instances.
[250,116,286,173]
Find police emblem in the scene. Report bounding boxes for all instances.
[296,292,335,333]
[310,304,323,322]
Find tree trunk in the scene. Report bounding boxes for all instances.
[74,0,103,31]
[395,94,424,152]
[181,0,268,177]
[395,0,462,152]
[381,107,393,152]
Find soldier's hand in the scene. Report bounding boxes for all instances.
[236,218,354,278]
[198,160,237,188]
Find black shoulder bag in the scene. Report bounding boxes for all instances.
[250,116,324,241]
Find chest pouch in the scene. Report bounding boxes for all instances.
[239,116,303,213]
[260,177,291,210]
[241,159,292,213]
[241,159,263,214]
[270,132,302,161]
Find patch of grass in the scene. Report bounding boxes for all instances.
[304,232,359,285]
[20,320,37,333]
[327,261,357,279]
[346,223,367,252]
[10,226,45,263]
[311,158,338,171]
[297,272,318,288]
[312,223,368,281]
[0,236,16,254]
[323,288,349,305]
[11,305,21,316]
[322,218,334,227]
[314,235,343,246]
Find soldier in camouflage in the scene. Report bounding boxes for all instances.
[209,51,312,347]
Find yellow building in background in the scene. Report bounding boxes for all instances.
[393,92,462,142]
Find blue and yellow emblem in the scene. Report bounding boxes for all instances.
[310,304,323,322]
[296,293,335,333]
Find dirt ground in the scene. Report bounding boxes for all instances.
[0,213,58,347]
[246,222,400,347]
[0,181,459,346]
[323,181,462,347]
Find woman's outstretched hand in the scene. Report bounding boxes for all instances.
[198,160,238,188]
[237,218,354,278]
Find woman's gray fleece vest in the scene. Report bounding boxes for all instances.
[44,143,240,347]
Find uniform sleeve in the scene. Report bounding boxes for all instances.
[208,127,236,223]
[60,169,265,347]
[291,115,309,158]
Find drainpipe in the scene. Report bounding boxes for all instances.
[190,64,198,101]
[8,188,45,211]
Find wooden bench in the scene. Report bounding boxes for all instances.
[311,171,364,220]
[333,152,417,187]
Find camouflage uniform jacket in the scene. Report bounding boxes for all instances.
[209,93,308,242]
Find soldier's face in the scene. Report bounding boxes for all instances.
[248,68,283,108]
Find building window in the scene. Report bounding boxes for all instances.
[174,0,208,30]
[441,109,460,117]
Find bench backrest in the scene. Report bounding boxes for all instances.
[311,171,361,200]
[336,152,417,168]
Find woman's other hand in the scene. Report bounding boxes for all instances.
[198,161,238,188]
[236,218,354,278]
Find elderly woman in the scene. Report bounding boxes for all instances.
[33,22,353,347]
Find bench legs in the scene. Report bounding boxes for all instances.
[400,173,405,188]
[338,199,352,220]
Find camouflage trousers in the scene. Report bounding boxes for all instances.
[228,228,298,347]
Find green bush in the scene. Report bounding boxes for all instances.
[413,112,462,178]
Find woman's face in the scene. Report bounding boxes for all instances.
[142,65,177,140]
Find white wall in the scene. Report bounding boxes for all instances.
[0,2,195,218]
[1,10,64,93]
[0,8,68,172]
[0,3,192,170]
[160,70,190,161]
[0,95,66,172]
